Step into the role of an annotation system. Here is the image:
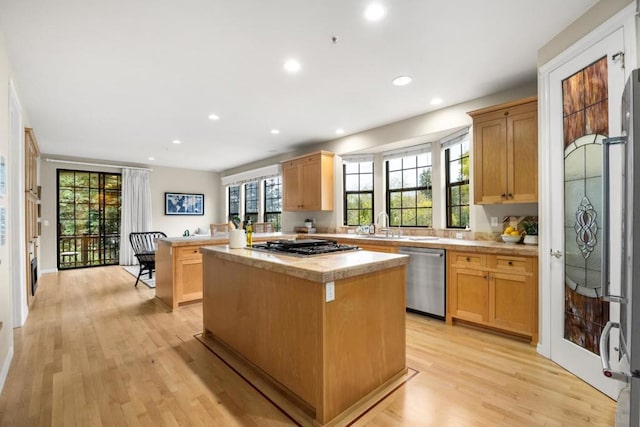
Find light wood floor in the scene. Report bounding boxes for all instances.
[0,266,615,426]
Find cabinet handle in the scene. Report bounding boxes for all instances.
[501,193,506,198]
[508,193,513,198]
[466,257,470,261]
[508,261,513,266]
[483,275,488,279]
[504,111,509,116]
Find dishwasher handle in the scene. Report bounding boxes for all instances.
[398,248,444,257]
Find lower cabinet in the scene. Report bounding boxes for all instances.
[175,247,204,304]
[447,251,538,343]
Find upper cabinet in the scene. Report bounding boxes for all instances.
[25,127,40,197]
[282,151,334,211]
[468,97,538,204]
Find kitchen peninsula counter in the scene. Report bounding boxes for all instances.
[200,245,409,425]
[155,233,290,309]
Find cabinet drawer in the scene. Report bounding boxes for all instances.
[450,252,486,268]
[176,246,202,260]
[491,255,532,273]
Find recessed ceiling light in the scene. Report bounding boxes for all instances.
[392,75,412,86]
[270,129,280,135]
[208,113,220,120]
[148,157,155,161]
[172,140,181,144]
[283,59,301,73]
[430,97,443,105]
[364,3,386,21]
[336,128,345,135]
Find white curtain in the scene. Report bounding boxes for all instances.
[119,168,152,265]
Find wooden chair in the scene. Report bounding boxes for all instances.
[252,222,274,233]
[210,223,230,236]
[128,231,167,287]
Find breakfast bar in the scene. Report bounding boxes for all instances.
[199,245,409,425]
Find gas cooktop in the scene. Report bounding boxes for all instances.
[250,239,359,257]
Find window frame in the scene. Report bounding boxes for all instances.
[444,140,470,229]
[243,181,259,224]
[263,176,282,231]
[343,161,374,226]
[228,185,240,220]
[385,152,433,227]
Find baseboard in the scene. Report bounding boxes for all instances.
[40,268,58,274]
[0,345,14,395]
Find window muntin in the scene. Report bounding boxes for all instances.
[386,153,432,227]
[244,181,259,224]
[264,177,282,231]
[228,185,239,219]
[344,161,374,226]
[445,140,470,228]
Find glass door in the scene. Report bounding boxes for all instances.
[57,170,121,269]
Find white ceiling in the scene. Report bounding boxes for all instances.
[0,0,597,172]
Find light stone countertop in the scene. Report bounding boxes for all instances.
[199,245,409,283]
[309,233,539,257]
[157,232,294,247]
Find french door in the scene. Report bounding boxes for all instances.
[546,28,626,398]
[57,170,121,269]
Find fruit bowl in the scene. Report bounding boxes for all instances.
[501,234,522,244]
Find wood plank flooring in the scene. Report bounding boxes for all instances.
[0,266,616,426]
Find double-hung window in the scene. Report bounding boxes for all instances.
[244,181,259,224]
[386,147,432,227]
[228,185,240,220]
[443,129,470,228]
[264,177,282,231]
[343,158,374,226]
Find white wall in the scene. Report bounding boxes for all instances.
[0,32,14,394]
[39,159,220,271]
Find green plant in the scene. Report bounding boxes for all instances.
[521,220,538,236]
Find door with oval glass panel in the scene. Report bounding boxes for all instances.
[547,28,626,398]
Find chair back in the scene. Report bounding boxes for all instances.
[129,231,167,255]
[252,222,274,233]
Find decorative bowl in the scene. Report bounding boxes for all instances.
[501,234,521,244]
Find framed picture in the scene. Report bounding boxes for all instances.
[164,192,204,215]
[0,155,6,198]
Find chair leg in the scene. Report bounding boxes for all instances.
[135,267,143,287]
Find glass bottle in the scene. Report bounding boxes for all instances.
[246,219,253,247]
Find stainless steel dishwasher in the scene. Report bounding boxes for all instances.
[398,247,445,319]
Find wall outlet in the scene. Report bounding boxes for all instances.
[325,281,335,302]
[455,232,463,239]
[43,220,49,226]
[490,216,499,227]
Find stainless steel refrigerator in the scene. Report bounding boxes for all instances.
[600,68,640,426]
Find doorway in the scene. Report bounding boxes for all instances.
[57,169,121,269]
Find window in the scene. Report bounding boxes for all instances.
[343,161,374,225]
[228,185,239,219]
[244,182,259,224]
[264,177,282,231]
[386,152,432,227]
[445,139,470,228]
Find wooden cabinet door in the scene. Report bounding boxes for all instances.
[282,161,301,211]
[473,117,507,204]
[507,108,538,203]
[449,267,488,322]
[488,272,533,335]
[300,156,321,210]
[176,256,203,303]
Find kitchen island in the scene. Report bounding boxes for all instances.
[155,233,287,309]
[199,245,409,425]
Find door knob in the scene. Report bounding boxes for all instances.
[550,249,563,259]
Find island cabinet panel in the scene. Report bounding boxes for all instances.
[469,97,538,205]
[282,151,334,211]
[201,251,407,424]
[447,250,538,344]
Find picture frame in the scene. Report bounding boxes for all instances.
[164,192,204,215]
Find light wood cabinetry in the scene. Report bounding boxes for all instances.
[25,128,40,307]
[282,151,334,211]
[447,250,538,343]
[468,97,538,204]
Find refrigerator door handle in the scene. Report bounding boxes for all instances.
[599,321,630,382]
[601,135,627,303]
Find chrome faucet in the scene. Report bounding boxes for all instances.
[375,211,390,237]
